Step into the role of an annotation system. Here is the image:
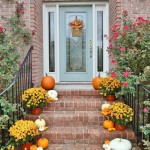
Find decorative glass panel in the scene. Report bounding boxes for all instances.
[97,11,103,72]
[66,12,86,72]
[49,12,55,72]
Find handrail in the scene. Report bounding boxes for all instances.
[0,46,33,96]
[124,83,150,148]
[0,46,33,147]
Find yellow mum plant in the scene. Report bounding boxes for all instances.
[9,120,39,145]
[108,102,134,126]
[99,77,121,96]
[22,88,49,109]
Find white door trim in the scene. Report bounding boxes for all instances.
[43,2,109,82]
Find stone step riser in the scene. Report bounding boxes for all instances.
[43,98,111,111]
[42,133,136,144]
[25,115,104,127]
[57,90,99,97]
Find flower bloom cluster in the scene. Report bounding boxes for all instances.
[108,102,134,125]
[9,120,39,144]
[99,77,121,96]
[69,18,83,28]
[22,88,49,109]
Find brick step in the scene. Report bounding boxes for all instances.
[56,89,99,97]
[45,144,103,150]
[25,111,105,126]
[42,126,136,144]
[43,97,115,111]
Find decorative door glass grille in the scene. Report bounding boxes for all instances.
[49,12,55,72]
[97,11,103,72]
[66,12,86,72]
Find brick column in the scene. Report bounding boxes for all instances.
[30,0,43,87]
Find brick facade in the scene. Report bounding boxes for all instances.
[0,0,150,86]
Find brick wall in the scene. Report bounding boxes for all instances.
[0,0,150,85]
[30,0,43,87]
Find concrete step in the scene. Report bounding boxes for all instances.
[41,126,136,144]
[25,111,105,127]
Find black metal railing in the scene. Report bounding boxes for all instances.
[124,83,150,146]
[0,46,33,147]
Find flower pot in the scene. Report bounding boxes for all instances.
[106,95,115,101]
[21,141,33,150]
[31,108,41,115]
[115,123,126,131]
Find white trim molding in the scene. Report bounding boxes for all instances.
[43,2,109,82]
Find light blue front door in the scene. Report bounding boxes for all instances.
[59,6,93,81]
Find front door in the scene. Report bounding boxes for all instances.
[59,6,93,81]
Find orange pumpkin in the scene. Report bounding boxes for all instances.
[92,73,102,90]
[41,73,55,90]
[37,138,49,148]
[30,145,37,150]
[104,140,110,144]
[103,120,114,129]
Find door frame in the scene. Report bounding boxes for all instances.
[43,2,109,83]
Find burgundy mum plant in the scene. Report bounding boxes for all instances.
[106,11,150,97]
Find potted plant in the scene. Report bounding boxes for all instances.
[99,77,121,101]
[108,102,134,130]
[22,88,49,115]
[9,120,40,150]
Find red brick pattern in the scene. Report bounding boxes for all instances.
[25,89,137,149]
[30,0,43,87]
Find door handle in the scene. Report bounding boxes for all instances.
[89,40,92,58]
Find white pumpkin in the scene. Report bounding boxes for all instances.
[47,90,58,100]
[103,144,111,150]
[110,138,132,150]
[101,103,110,111]
[35,116,46,128]
[37,147,43,150]
[39,126,45,132]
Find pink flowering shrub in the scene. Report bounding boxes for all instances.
[106,11,150,97]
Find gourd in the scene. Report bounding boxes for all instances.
[39,127,45,132]
[37,138,49,149]
[47,90,58,101]
[101,103,110,111]
[30,145,37,150]
[37,147,43,150]
[110,138,132,150]
[41,73,55,90]
[92,73,102,90]
[103,120,114,129]
[35,116,46,128]
[103,144,111,150]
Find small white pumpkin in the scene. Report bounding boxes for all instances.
[35,116,46,128]
[39,126,45,132]
[47,90,58,100]
[37,147,43,150]
[110,138,132,150]
[103,144,111,150]
[101,103,110,111]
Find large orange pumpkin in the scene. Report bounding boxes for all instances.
[37,138,49,148]
[41,73,55,90]
[92,73,102,90]
[103,120,114,129]
[30,145,37,150]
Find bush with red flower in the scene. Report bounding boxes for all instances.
[0,2,32,92]
[106,11,150,97]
